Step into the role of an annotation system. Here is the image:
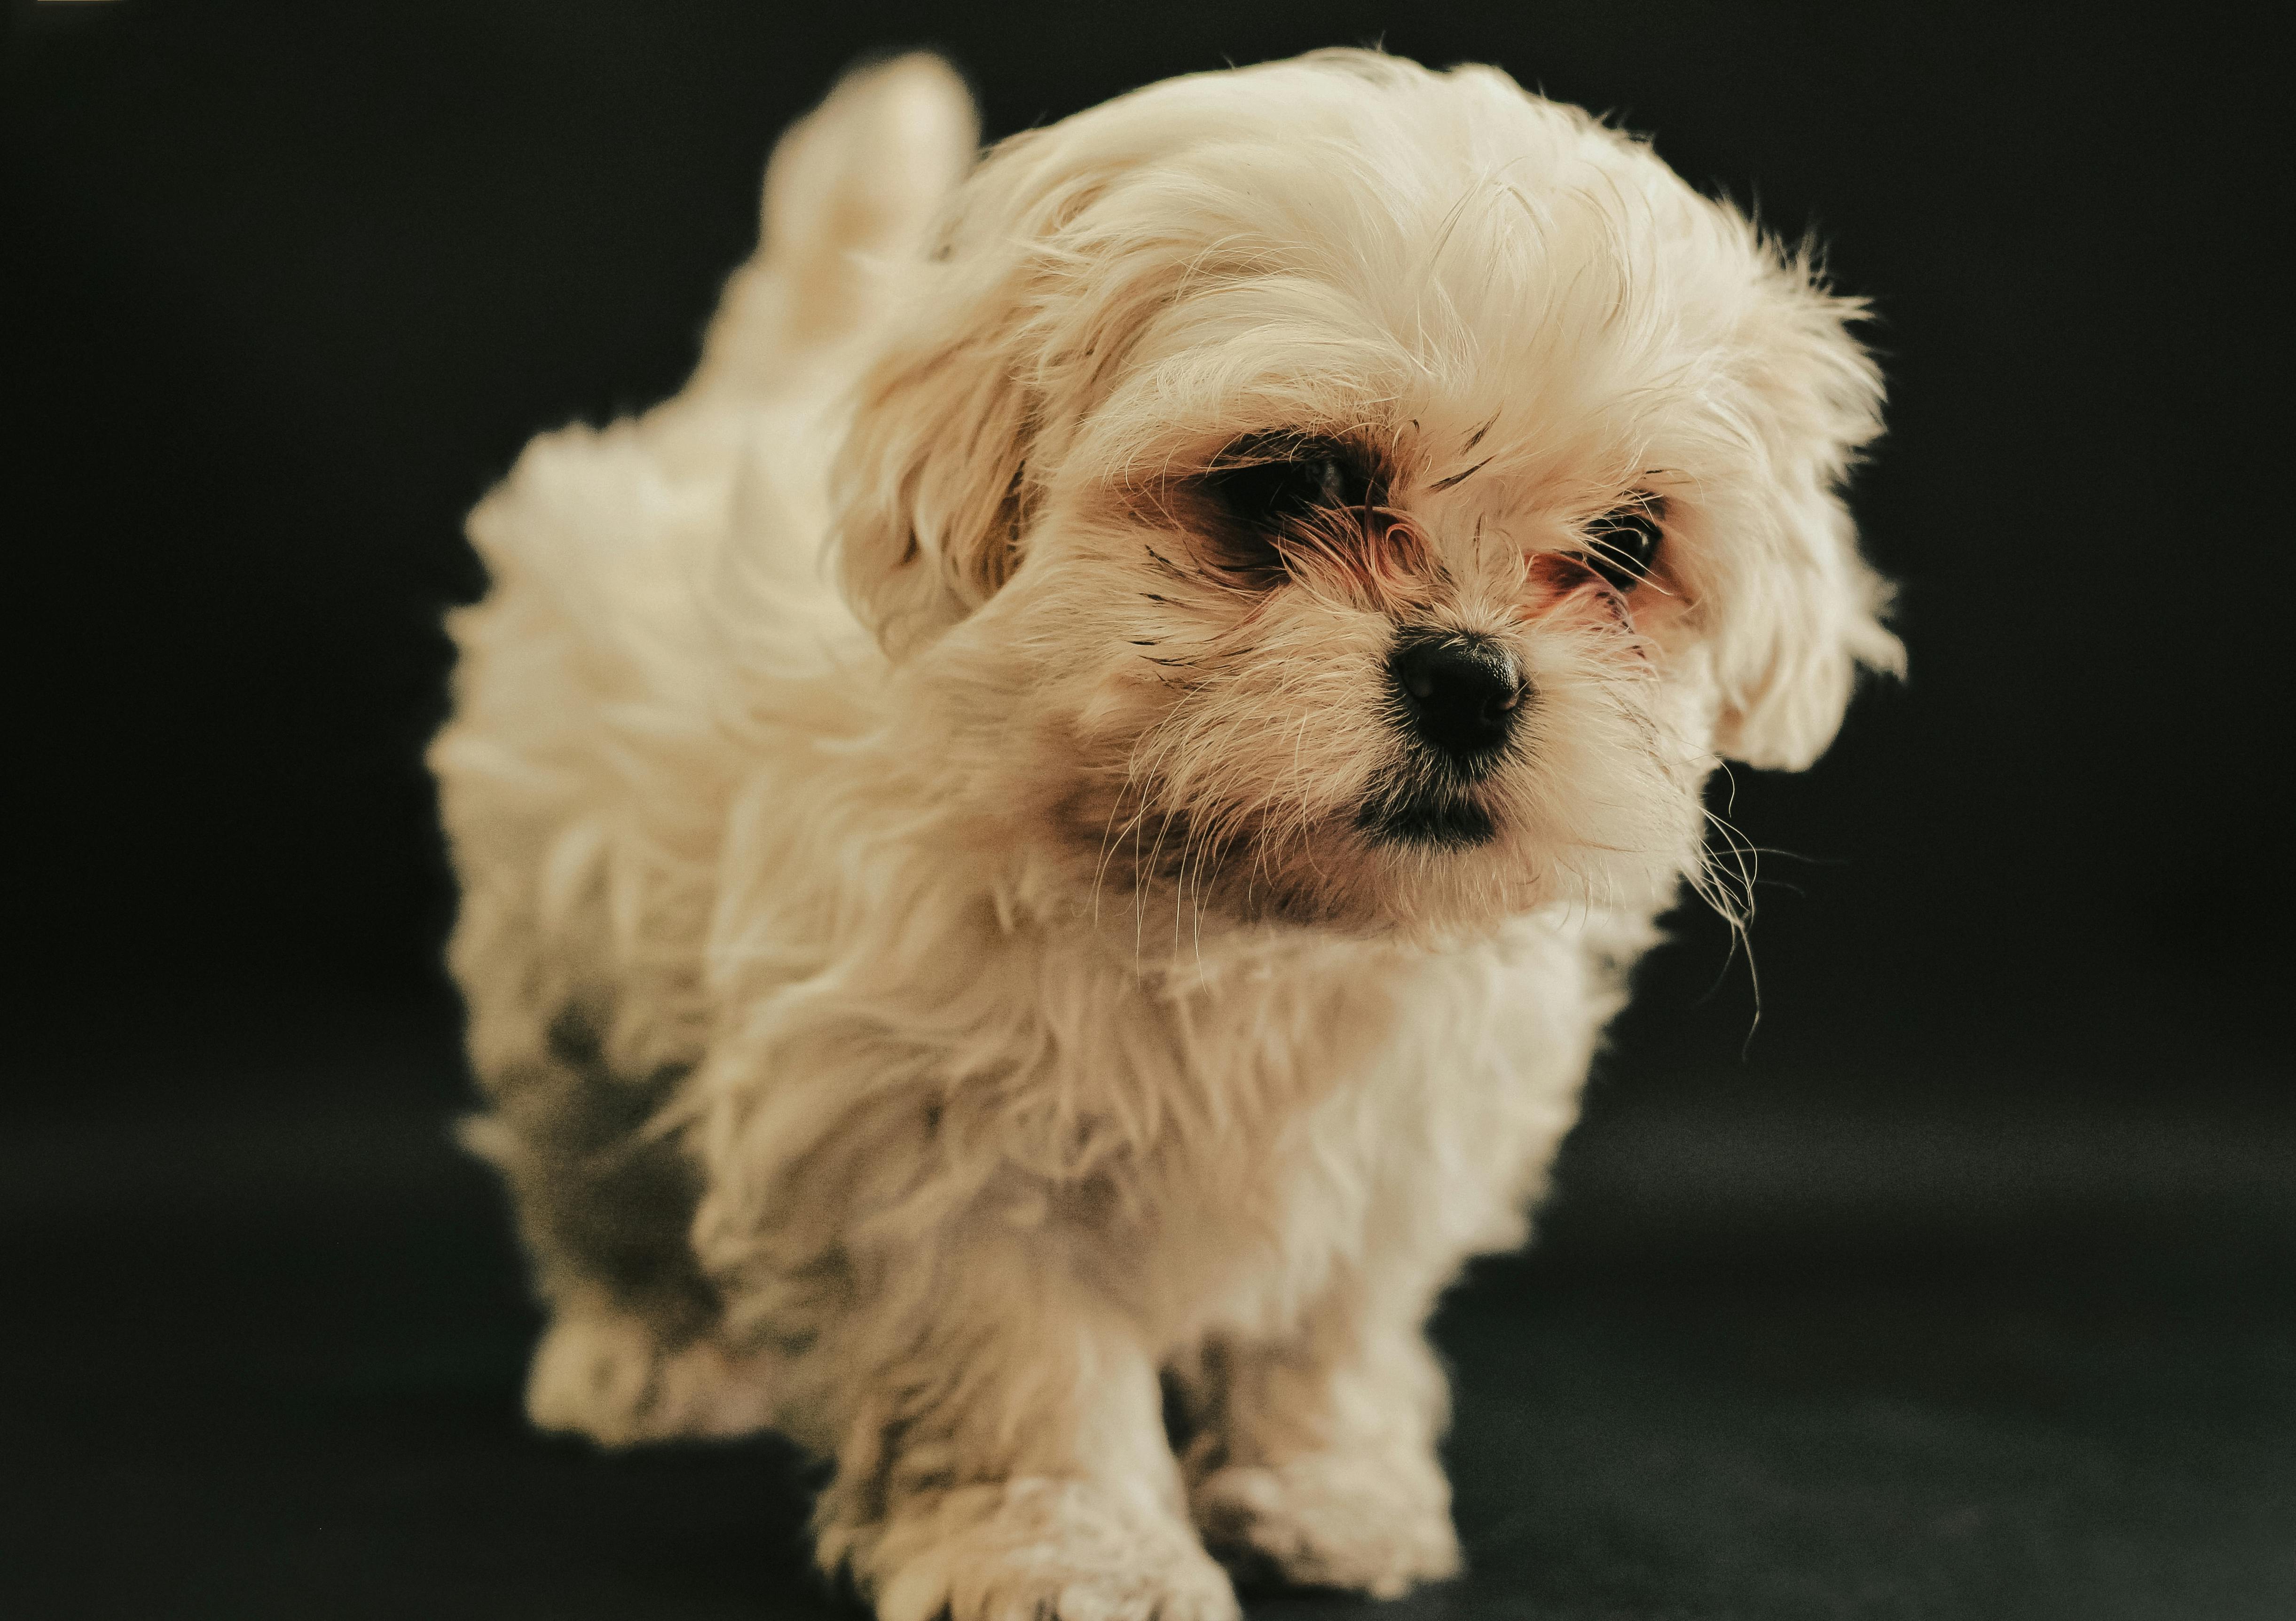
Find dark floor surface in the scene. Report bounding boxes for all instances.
[5,1000,2292,1621]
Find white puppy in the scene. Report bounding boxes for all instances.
[432,48,1898,1620]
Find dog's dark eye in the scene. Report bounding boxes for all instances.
[1585,498,1665,590]
[1204,439,1375,533]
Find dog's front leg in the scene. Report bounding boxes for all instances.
[1175,1280,1463,1600]
[815,1216,1240,1621]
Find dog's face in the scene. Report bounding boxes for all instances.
[833,52,1899,938]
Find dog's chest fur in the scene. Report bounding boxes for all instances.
[687,858,1646,1349]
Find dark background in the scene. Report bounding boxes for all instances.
[8,2,2289,1617]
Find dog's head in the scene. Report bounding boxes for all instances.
[832,51,1898,938]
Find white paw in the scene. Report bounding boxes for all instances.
[853,1478,1241,1621]
[1191,1451,1462,1599]
[526,1308,774,1446]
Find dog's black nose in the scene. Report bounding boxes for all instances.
[1389,632,1525,762]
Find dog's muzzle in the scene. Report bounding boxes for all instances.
[1355,630,1525,850]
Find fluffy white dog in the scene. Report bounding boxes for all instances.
[432,48,1897,1619]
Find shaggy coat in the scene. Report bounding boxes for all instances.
[432,49,1897,1621]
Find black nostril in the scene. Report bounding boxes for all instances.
[1389,632,1525,762]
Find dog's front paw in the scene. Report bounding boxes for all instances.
[847,1477,1240,1621]
[1191,1450,1462,1599]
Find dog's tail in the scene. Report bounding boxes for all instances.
[690,53,978,395]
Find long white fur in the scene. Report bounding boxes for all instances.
[432,49,1898,1620]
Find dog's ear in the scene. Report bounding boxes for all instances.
[1706,257,1903,771]
[831,119,1140,654]
[831,264,1040,654]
